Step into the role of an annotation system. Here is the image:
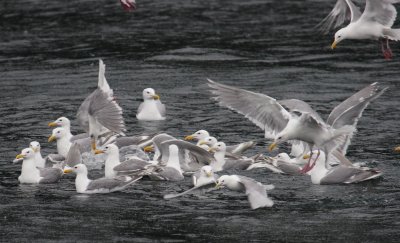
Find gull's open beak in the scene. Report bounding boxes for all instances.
[144,145,154,152]
[91,139,96,151]
[48,122,58,127]
[303,154,311,160]
[331,40,337,49]
[184,135,194,141]
[215,181,222,189]
[394,146,400,152]
[63,168,73,174]
[48,135,56,143]
[268,143,277,152]
[152,94,160,100]
[206,172,212,177]
[94,149,104,155]
[16,154,25,159]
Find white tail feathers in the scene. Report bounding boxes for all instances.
[383,28,400,41]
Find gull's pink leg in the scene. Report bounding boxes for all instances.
[381,38,393,60]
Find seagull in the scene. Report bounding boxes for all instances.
[319,0,400,59]
[63,164,142,194]
[48,128,73,157]
[15,148,63,184]
[208,79,386,168]
[76,59,125,151]
[215,175,274,210]
[208,142,254,172]
[184,130,210,143]
[136,88,166,121]
[301,150,383,184]
[48,117,89,142]
[246,154,303,175]
[28,141,46,168]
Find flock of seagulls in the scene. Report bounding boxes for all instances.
[11,0,400,210]
[13,58,388,210]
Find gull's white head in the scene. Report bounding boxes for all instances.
[209,142,226,153]
[16,148,35,160]
[63,163,88,175]
[48,127,67,142]
[48,117,70,128]
[215,175,237,188]
[332,28,349,49]
[200,165,214,178]
[274,153,291,161]
[94,143,119,156]
[142,88,160,101]
[185,130,210,141]
[29,141,41,153]
[199,136,218,146]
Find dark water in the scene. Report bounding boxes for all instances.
[1,0,400,241]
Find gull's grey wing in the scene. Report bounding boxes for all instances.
[71,133,89,142]
[224,158,253,171]
[208,79,291,139]
[98,59,113,97]
[86,175,141,192]
[64,143,82,167]
[38,168,63,183]
[156,100,166,117]
[279,99,324,123]
[360,0,397,27]
[88,89,125,135]
[237,176,274,209]
[275,161,302,175]
[320,166,361,184]
[164,182,216,199]
[149,167,184,181]
[137,102,144,115]
[115,135,154,148]
[161,139,215,163]
[344,168,382,183]
[46,154,65,163]
[114,158,152,172]
[317,0,362,34]
[76,91,94,133]
[153,133,176,150]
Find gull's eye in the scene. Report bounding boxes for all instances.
[197,132,200,135]
[57,131,60,134]
[222,180,224,183]
[105,146,109,149]
[278,136,282,139]
[26,151,30,154]
[74,166,78,169]
[146,91,150,94]
[218,144,221,147]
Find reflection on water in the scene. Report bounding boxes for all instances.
[1,0,400,241]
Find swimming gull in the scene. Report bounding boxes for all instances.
[48,117,89,142]
[15,148,63,184]
[215,175,274,210]
[136,88,166,121]
[63,164,142,194]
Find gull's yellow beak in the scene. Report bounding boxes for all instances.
[394,146,400,152]
[215,181,222,189]
[91,139,96,151]
[268,143,277,152]
[184,135,194,141]
[48,135,56,143]
[144,145,154,152]
[63,168,73,174]
[16,154,25,159]
[152,94,160,100]
[206,171,212,177]
[331,40,337,49]
[94,149,104,155]
[303,154,311,160]
[29,146,38,153]
[48,122,58,127]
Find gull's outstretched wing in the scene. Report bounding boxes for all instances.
[208,79,291,139]
[317,0,362,34]
[360,0,398,27]
[237,176,274,209]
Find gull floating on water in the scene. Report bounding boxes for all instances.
[63,164,141,194]
[215,175,274,210]
[48,117,89,142]
[319,0,400,59]
[136,88,166,121]
[15,148,63,184]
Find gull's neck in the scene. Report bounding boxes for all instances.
[105,151,120,178]
[20,158,41,183]
[75,172,91,193]
[211,151,226,172]
[34,151,46,168]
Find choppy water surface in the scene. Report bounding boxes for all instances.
[1,0,400,241]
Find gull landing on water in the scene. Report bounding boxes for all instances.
[319,0,400,59]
